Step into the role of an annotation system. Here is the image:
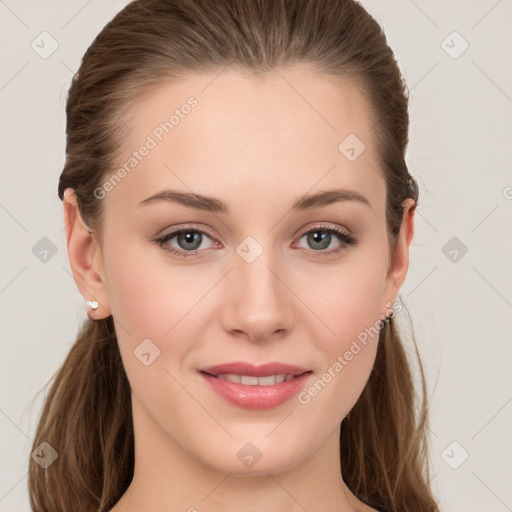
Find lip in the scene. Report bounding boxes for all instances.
[199,361,312,410]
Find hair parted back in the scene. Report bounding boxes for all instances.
[28,1,438,511]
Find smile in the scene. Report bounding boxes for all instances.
[206,373,302,385]
[198,362,313,410]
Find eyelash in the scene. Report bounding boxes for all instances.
[154,224,358,259]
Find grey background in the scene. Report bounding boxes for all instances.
[1,1,511,511]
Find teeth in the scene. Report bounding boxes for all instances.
[215,373,296,385]
[259,375,278,385]
[241,375,258,385]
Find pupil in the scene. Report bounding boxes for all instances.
[179,232,201,250]
[309,231,330,250]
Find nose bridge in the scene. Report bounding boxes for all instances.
[222,234,294,341]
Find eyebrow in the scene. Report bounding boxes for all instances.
[137,188,371,213]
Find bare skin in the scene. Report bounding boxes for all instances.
[63,64,415,512]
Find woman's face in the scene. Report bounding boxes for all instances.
[68,64,414,475]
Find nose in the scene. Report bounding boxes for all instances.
[220,246,296,343]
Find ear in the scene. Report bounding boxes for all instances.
[381,197,416,316]
[62,188,111,320]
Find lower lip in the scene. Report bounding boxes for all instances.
[200,372,311,410]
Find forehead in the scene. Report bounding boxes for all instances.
[106,64,385,218]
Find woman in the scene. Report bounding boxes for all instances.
[28,0,439,511]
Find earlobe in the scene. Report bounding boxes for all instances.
[62,188,111,320]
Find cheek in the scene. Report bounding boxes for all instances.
[103,237,206,340]
[298,285,382,427]
[295,251,387,412]
[304,252,388,353]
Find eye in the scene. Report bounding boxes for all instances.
[154,226,218,258]
[293,224,358,257]
[154,223,358,259]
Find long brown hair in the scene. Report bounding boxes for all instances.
[28,1,438,511]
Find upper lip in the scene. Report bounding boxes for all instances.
[200,361,311,377]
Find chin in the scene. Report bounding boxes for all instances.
[193,433,310,477]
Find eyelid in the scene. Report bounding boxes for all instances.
[156,223,218,242]
[294,222,352,239]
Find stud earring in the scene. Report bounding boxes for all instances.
[86,300,99,310]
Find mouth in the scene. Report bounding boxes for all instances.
[200,361,312,377]
[200,371,310,385]
[198,362,313,409]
